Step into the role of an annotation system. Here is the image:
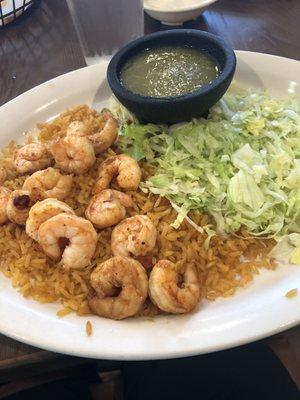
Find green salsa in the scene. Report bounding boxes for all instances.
[120,46,219,98]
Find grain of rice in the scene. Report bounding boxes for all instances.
[57,307,72,317]
[223,289,235,297]
[154,196,162,208]
[285,288,298,299]
[86,320,93,336]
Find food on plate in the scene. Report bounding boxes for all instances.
[88,256,148,320]
[26,198,75,241]
[0,89,298,320]
[0,187,11,224]
[67,121,90,137]
[285,288,298,299]
[38,213,97,270]
[0,166,7,185]
[6,189,37,225]
[51,135,96,174]
[120,46,219,98]
[23,167,73,200]
[85,189,133,229]
[111,215,157,257]
[149,260,200,314]
[269,233,300,265]
[14,142,53,175]
[67,111,118,155]
[117,91,300,241]
[86,320,93,336]
[93,153,141,194]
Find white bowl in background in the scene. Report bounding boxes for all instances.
[144,0,218,26]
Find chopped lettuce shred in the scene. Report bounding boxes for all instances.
[269,233,300,264]
[110,91,300,261]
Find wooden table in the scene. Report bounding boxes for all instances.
[1,0,300,385]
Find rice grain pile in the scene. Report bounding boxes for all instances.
[0,105,276,317]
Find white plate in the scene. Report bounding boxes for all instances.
[144,0,218,26]
[0,51,299,360]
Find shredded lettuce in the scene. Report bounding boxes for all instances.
[109,96,138,125]
[112,90,300,248]
[269,233,300,264]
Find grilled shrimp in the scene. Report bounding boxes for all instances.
[66,121,90,137]
[0,166,7,185]
[93,154,141,194]
[51,136,96,175]
[149,260,200,314]
[26,198,75,241]
[23,167,73,200]
[67,112,118,155]
[37,213,97,269]
[0,187,11,224]
[6,189,36,225]
[111,215,157,257]
[14,143,53,175]
[88,256,148,320]
[88,112,118,154]
[85,189,133,229]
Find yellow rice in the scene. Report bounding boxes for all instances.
[0,105,276,317]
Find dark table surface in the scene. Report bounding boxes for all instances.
[0,0,300,382]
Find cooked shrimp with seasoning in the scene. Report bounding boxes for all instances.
[67,111,118,154]
[85,189,133,229]
[14,143,53,175]
[0,187,11,224]
[66,121,90,137]
[88,256,148,320]
[51,136,95,175]
[149,260,201,314]
[37,213,97,269]
[93,154,141,194]
[23,167,73,200]
[111,215,157,257]
[6,189,36,225]
[26,198,75,241]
